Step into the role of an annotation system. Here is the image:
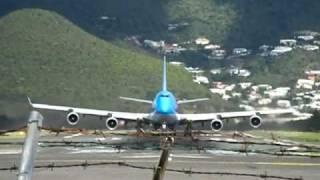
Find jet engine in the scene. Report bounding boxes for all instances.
[66,111,80,125]
[106,117,119,130]
[211,119,223,131]
[250,114,262,128]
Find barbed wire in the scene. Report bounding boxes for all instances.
[1,127,320,158]
[0,161,303,180]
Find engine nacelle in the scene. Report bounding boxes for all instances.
[211,119,223,131]
[66,111,80,126]
[250,115,262,128]
[106,117,119,130]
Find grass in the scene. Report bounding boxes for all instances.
[249,130,320,143]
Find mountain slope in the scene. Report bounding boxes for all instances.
[2,1,320,48]
[0,9,218,113]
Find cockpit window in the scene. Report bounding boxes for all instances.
[160,95,170,97]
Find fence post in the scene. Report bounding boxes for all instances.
[17,111,43,180]
[152,136,173,180]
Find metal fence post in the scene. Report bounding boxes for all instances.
[17,111,43,180]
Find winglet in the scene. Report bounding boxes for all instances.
[27,96,34,108]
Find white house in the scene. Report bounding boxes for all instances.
[169,61,184,66]
[238,82,252,89]
[277,100,291,108]
[258,98,272,105]
[204,44,221,50]
[270,46,292,56]
[143,40,164,49]
[195,37,210,45]
[280,39,297,47]
[210,69,222,75]
[211,49,226,58]
[297,35,314,41]
[232,48,250,56]
[265,87,290,99]
[193,76,209,84]
[210,88,226,96]
[296,79,314,89]
[300,45,319,51]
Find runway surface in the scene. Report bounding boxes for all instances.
[0,133,319,180]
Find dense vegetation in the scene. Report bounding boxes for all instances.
[2,1,320,48]
[245,50,320,87]
[0,9,234,115]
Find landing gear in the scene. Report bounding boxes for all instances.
[136,119,145,136]
[184,121,193,137]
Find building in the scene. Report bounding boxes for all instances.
[264,87,290,99]
[305,70,320,81]
[258,98,272,105]
[277,100,291,108]
[280,39,297,47]
[204,44,221,50]
[193,76,209,84]
[210,69,222,75]
[238,82,252,89]
[300,45,319,51]
[143,40,164,49]
[232,48,250,56]
[195,37,210,45]
[270,46,292,56]
[169,61,184,66]
[297,35,314,41]
[296,79,314,89]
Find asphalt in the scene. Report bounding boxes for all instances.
[0,133,319,180]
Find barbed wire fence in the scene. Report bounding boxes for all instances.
[0,161,303,180]
[0,126,317,179]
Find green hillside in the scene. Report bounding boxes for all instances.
[0,9,230,114]
[246,50,320,87]
[2,1,320,48]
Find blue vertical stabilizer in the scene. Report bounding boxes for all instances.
[162,56,167,91]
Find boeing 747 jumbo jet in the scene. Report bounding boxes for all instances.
[28,57,293,131]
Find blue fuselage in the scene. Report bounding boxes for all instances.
[152,90,179,129]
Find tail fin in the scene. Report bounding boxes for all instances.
[162,56,167,91]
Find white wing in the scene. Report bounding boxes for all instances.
[179,109,294,121]
[28,98,149,121]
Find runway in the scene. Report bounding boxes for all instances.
[0,133,319,180]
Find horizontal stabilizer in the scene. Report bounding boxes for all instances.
[119,96,152,104]
[177,98,209,104]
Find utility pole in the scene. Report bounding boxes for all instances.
[17,111,43,180]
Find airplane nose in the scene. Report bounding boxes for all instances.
[156,100,174,114]
[159,105,171,114]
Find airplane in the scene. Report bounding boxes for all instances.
[28,56,294,132]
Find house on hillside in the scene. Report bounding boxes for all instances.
[270,46,292,56]
[280,39,297,47]
[193,76,209,84]
[228,68,251,77]
[210,68,222,75]
[169,61,184,66]
[195,37,210,45]
[300,44,319,51]
[232,48,250,56]
[296,79,314,89]
[143,40,164,49]
[297,35,314,41]
[305,70,320,81]
[204,44,221,50]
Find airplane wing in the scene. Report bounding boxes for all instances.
[28,98,149,121]
[177,98,209,104]
[119,96,152,104]
[179,109,294,121]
